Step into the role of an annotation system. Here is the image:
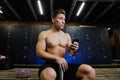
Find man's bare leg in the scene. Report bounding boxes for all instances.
[76,64,96,80]
[40,67,57,80]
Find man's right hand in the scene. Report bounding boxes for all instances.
[55,57,68,72]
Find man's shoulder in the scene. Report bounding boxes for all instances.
[38,30,50,39]
[40,30,50,35]
[64,32,70,37]
[61,31,68,35]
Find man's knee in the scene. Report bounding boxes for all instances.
[76,64,96,80]
[39,67,57,80]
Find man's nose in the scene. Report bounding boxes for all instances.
[62,20,65,24]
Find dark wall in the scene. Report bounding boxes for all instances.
[114,30,120,59]
[65,27,112,64]
[0,25,112,64]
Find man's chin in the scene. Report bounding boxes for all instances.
[60,26,64,29]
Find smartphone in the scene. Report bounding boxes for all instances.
[72,39,79,43]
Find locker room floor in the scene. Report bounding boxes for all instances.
[0,68,120,80]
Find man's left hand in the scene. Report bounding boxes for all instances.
[70,42,79,53]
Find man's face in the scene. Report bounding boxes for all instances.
[52,13,65,30]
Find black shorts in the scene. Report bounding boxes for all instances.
[38,61,60,80]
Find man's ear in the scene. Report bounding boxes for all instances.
[52,18,55,23]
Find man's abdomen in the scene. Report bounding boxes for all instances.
[47,46,66,58]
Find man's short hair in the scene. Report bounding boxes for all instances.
[51,8,66,19]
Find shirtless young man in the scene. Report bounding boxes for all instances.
[36,9,96,80]
[36,9,79,80]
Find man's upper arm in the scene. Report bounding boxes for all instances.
[36,31,46,54]
[66,33,72,47]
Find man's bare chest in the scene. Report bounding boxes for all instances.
[46,35,68,47]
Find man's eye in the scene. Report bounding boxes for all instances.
[59,17,63,19]
[59,17,65,20]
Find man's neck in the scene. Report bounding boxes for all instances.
[51,26,61,32]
